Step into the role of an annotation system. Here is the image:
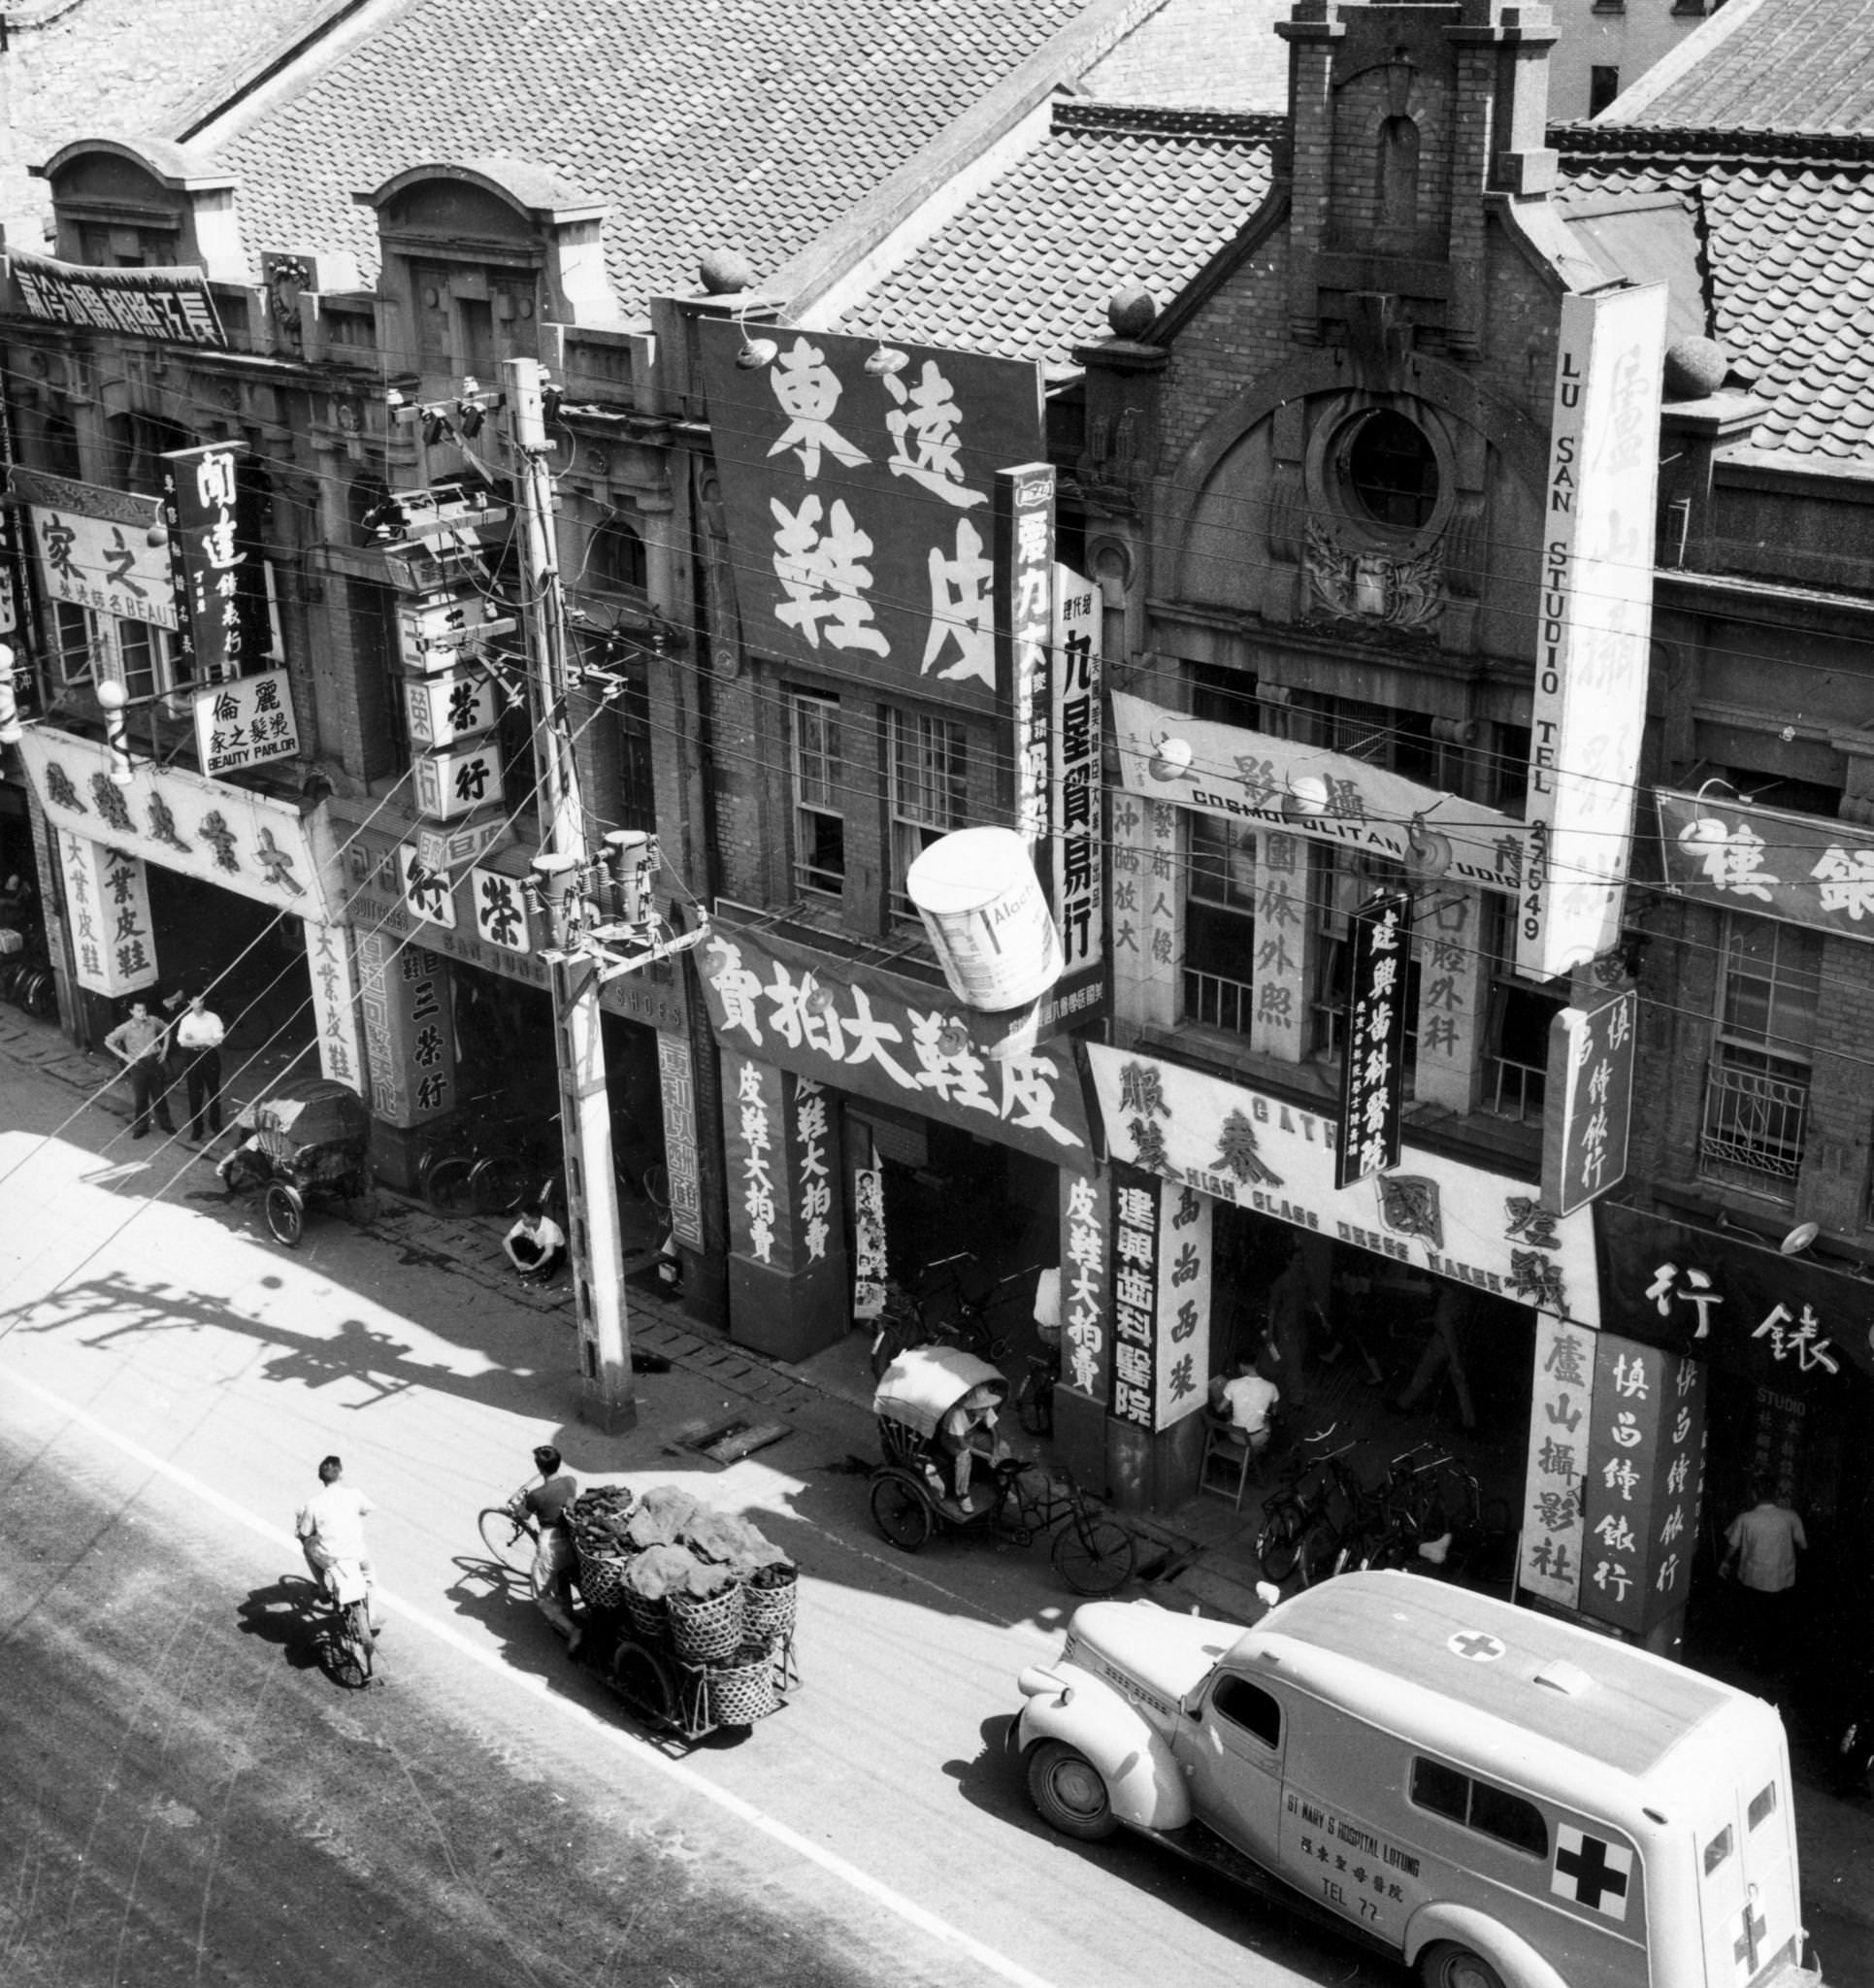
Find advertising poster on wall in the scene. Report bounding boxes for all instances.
[1519,282,1668,980]
[697,321,1044,713]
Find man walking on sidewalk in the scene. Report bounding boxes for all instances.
[104,997,176,1140]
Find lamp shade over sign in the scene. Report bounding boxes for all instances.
[906,826,1062,1011]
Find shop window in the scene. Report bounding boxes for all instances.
[32,405,84,480]
[1183,812,1257,1034]
[1309,848,1419,1083]
[1290,690,1452,789]
[1209,1674,1281,1748]
[47,603,187,708]
[888,708,967,921]
[1190,661,1261,730]
[1480,895,1566,1124]
[50,600,97,688]
[1699,914,1819,1201]
[1492,722,1531,813]
[791,691,844,899]
[109,411,193,496]
[459,297,496,381]
[588,516,648,609]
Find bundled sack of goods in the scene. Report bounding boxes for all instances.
[607,1487,798,1661]
[568,1484,638,1608]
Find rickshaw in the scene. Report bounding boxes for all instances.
[868,1343,1136,1596]
[217,1076,374,1247]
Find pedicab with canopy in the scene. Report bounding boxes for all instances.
[217,1076,374,1247]
[868,1343,1136,1595]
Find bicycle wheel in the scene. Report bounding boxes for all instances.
[264,1182,305,1248]
[1255,1499,1305,1583]
[1053,1513,1135,1597]
[1298,1520,1346,1587]
[472,1152,531,1215]
[870,1474,933,1551]
[477,1506,537,1574]
[422,1154,477,1216]
[18,968,55,1018]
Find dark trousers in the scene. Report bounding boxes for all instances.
[128,1059,176,1135]
[183,1049,223,1139]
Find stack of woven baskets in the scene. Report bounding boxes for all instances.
[567,1482,799,1725]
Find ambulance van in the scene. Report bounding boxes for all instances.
[1011,1571,1822,1988]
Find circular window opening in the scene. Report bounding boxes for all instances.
[1343,410,1439,532]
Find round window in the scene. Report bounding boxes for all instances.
[1342,410,1440,532]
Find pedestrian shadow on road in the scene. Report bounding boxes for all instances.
[235,1574,327,1673]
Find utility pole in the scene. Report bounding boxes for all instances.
[506,354,635,1431]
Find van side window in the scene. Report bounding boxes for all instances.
[1468,1779,1549,1858]
[1703,1825,1733,1874]
[1410,1759,1549,1859]
[1210,1674,1281,1748]
[1410,1757,1468,1823]
[1747,1784,1776,1831]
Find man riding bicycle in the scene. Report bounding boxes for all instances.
[296,1454,383,1634]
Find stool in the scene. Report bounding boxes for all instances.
[1199,1414,1255,1508]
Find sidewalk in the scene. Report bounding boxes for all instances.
[7,1003,1870,1971]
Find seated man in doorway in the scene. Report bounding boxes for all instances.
[1206,1354,1280,1459]
[504,1202,567,1283]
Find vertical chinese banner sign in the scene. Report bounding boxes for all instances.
[355,932,455,1127]
[1579,1334,1708,1638]
[305,919,365,1092]
[60,832,158,995]
[1541,990,1637,1216]
[1336,888,1411,1190]
[1049,563,1104,1024]
[657,1032,706,1250]
[1519,1311,1595,1608]
[1519,283,1668,979]
[724,1051,787,1267]
[996,462,1055,845]
[1109,1161,1160,1429]
[162,440,271,683]
[1060,1165,1111,1404]
[1154,1179,1212,1428]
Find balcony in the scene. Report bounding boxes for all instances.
[1698,1054,1809,1200]
[1183,966,1254,1038]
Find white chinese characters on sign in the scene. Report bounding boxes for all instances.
[738,1060,778,1265]
[1063,1173,1108,1398]
[1110,1168,1158,1429]
[796,1078,831,1263]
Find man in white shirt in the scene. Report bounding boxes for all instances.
[1208,1358,1280,1458]
[504,1203,567,1282]
[1724,1475,1807,1675]
[295,1454,382,1632]
[173,989,226,1144]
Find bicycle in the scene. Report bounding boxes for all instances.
[420,1095,562,1216]
[312,1561,378,1689]
[1328,1447,1468,1579]
[477,1501,540,1575]
[1015,1342,1061,1437]
[918,1253,1042,1364]
[1250,1427,1352,1583]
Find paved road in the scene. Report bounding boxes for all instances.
[0,1051,1356,1988]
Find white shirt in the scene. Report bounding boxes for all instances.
[1222,1373,1279,1435]
[176,1009,225,1049]
[297,1482,374,1559]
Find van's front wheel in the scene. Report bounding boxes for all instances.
[1027,1740,1117,1841]
[1419,1943,1506,1988]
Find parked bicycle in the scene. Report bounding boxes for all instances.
[1251,1427,1357,1584]
[918,1252,1043,1363]
[1015,1343,1061,1437]
[1328,1450,1508,1582]
[420,1095,563,1216]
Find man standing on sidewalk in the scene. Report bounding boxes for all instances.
[104,997,176,1141]
[1724,1475,1807,1675]
[173,988,226,1145]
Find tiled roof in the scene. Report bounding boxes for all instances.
[830,102,1277,366]
[0,0,312,247]
[1078,0,1290,111]
[1607,0,1874,135]
[1556,131,1874,464]
[199,0,1110,315]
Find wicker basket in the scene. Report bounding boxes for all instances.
[623,1588,669,1643]
[741,1566,797,1647]
[576,1547,634,1610]
[707,1647,777,1726]
[669,1582,745,1664]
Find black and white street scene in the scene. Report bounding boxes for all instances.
[4,1,1874,1983]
